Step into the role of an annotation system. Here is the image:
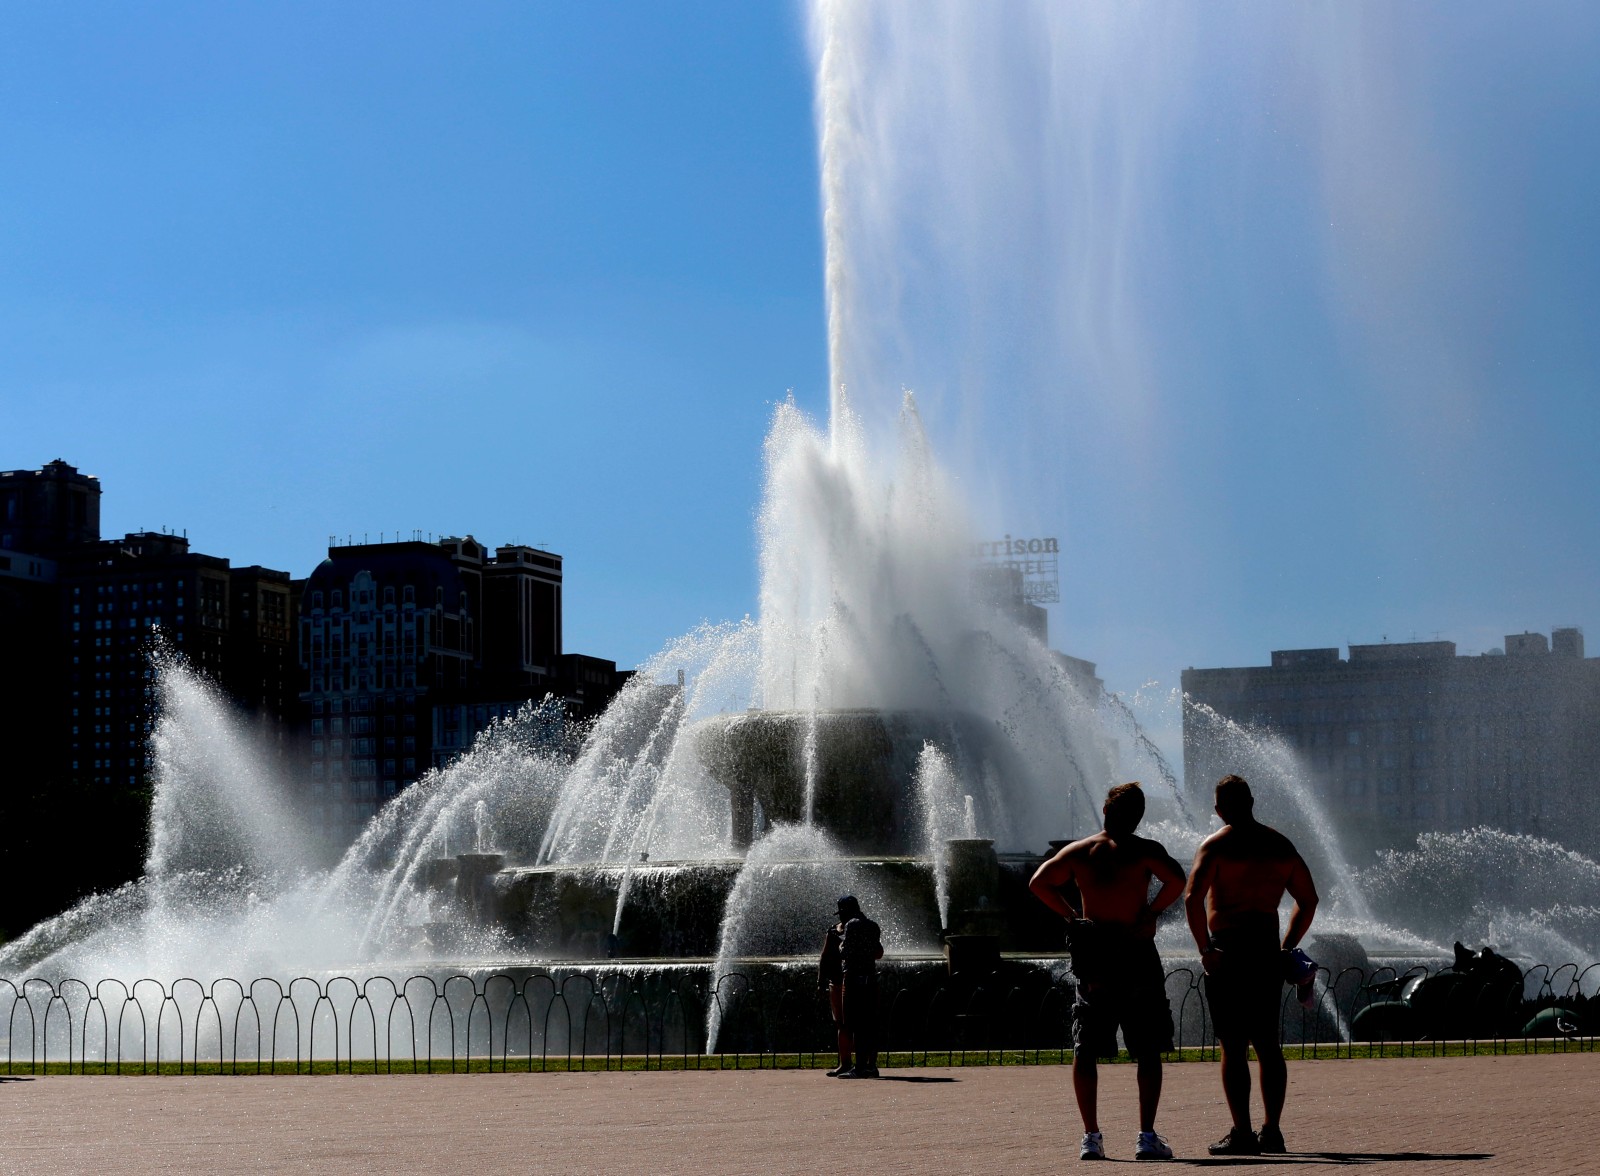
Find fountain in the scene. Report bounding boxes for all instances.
[4,4,1597,1031]
[0,389,1139,988]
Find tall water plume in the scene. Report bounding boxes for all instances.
[808,0,1196,442]
[1,654,340,980]
[531,385,1120,877]
[803,2,1575,784]
[1182,696,1375,928]
[144,649,310,884]
[913,743,965,929]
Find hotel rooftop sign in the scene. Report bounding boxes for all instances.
[974,535,1060,604]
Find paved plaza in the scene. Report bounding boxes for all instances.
[0,1054,1590,1175]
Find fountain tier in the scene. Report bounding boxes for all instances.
[692,709,1024,854]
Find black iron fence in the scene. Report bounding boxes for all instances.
[3,961,1597,1075]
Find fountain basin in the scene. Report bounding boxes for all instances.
[491,858,944,958]
[471,846,1081,961]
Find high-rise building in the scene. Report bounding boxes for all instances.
[1181,630,1600,856]
[51,532,299,889]
[0,461,299,926]
[1,462,101,930]
[0,459,101,555]
[0,545,66,935]
[300,536,627,841]
[225,565,299,736]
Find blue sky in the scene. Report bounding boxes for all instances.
[4,2,1597,740]
[2,1,825,666]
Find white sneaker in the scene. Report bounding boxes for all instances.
[1136,1131,1174,1161]
[1080,1132,1105,1161]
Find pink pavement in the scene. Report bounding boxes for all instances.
[0,1054,1592,1175]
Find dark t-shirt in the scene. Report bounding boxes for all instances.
[839,915,881,978]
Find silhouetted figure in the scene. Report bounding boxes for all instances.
[1185,774,1319,1156]
[1030,782,1186,1161]
[834,894,883,1078]
[818,919,852,1075]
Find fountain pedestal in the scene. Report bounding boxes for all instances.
[418,858,459,889]
[944,837,999,927]
[456,853,505,923]
[943,934,1001,977]
[694,709,1022,855]
[696,710,902,852]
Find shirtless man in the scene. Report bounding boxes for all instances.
[1030,782,1186,1162]
[1184,775,1319,1157]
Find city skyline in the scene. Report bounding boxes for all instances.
[4,1,1597,743]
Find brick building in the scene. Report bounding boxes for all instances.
[300,536,627,841]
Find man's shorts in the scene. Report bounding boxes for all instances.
[840,975,877,1035]
[1203,928,1284,1045]
[1068,925,1174,1061]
